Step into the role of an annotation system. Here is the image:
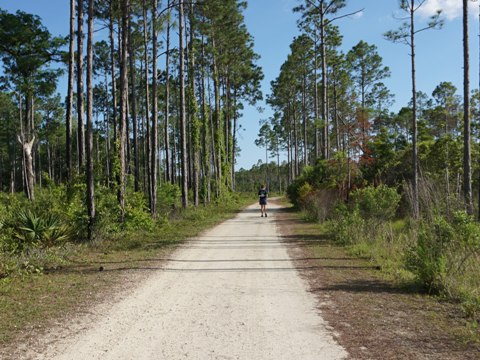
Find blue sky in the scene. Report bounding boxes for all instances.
[1,0,479,170]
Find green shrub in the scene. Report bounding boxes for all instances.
[327,203,365,245]
[407,211,480,295]
[157,182,181,214]
[3,209,71,254]
[351,185,401,221]
[406,216,451,293]
[124,191,154,232]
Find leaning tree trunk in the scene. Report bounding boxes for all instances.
[86,0,96,237]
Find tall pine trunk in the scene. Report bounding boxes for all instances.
[320,2,328,160]
[86,0,96,237]
[77,0,85,169]
[118,0,130,221]
[150,0,158,215]
[108,0,118,189]
[179,1,188,208]
[142,0,152,203]
[189,0,200,206]
[66,0,75,181]
[201,36,211,204]
[463,0,473,215]
[212,41,222,198]
[128,12,139,192]
[410,1,419,218]
[164,0,172,183]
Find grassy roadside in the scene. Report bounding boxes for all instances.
[274,201,480,359]
[0,196,254,353]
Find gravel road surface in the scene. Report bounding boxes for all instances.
[36,202,347,360]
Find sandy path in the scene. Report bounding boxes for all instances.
[36,202,347,360]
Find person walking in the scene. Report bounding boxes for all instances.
[258,184,268,217]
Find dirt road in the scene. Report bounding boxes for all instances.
[34,202,347,360]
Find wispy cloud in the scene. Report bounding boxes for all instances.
[417,0,479,20]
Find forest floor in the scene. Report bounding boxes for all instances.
[276,202,480,359]
[1,200,479,359]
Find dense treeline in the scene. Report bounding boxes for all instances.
[0,0,263,239]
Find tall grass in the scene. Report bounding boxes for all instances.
[324,180,480,320]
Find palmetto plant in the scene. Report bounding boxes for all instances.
[12,209,71,251]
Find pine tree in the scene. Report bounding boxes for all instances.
[86,0,96,237]
[384,0,443,218]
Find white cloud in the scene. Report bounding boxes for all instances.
[417,0,479,21]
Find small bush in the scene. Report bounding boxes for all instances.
[406,211,480,295]
[124,192,155,232]
[327,203,365,245]
[3,209,71,254]
[157,183,181,213]
[406,216,451,293]
[351,185,401,222]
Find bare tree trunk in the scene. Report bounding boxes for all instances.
[410,1,419,218]
[179,0,188,208]
[128,11,139,192]
[108,0,118,186]
[189,0,199,206]
[164,0,172,184]
[142,0,152,204]
[77,0,85,169]
[150,0,158,215]
[314,32,320,160]
[302,71,308,167]
[86,0,96,237]
[66,0,75,181]
[212,51,222,197]
[320,4,328,160]
[463,0,473,215]
[118,0,130,221]
[232,92,238,191]
[201,36,211,205]
[18,135,35,201]
[293,104,299,177]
